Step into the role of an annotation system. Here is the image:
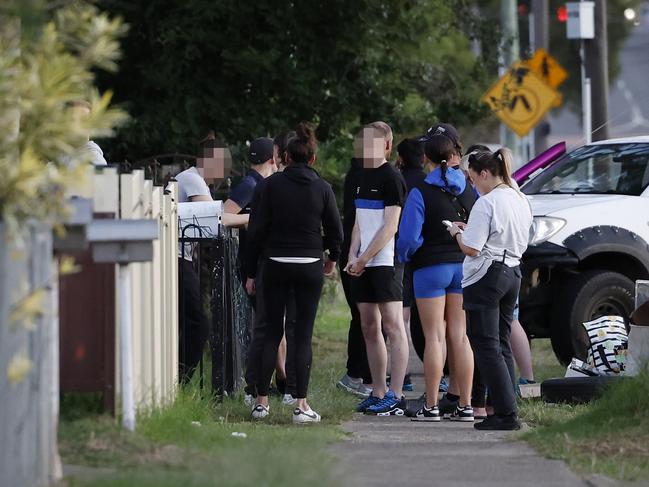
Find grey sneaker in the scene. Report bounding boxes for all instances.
[337,374,372,398]
[282,394,297,406]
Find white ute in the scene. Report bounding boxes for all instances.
[519,136,649,364]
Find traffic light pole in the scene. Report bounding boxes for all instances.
[500,0,522,165]
[585,0,609,141]
[531,0,549,154]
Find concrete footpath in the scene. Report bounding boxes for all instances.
[331,357,629,487]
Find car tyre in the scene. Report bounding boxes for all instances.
[551,270,634,365]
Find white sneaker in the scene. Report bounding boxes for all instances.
[292,407,321,424]
[282,394,297,405]
[251,404,269,420]
[244,393,255,408]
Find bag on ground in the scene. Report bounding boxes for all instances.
[582,316,628,375]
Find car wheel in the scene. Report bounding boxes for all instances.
[551,270,634,365]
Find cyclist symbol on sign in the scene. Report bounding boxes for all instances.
[489,66,538,124]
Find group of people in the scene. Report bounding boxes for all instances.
[176,118,534,431]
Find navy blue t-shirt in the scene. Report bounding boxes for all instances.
[229,169,264,214]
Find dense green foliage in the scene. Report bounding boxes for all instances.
[0,0,126,229]
[95,0,498,164]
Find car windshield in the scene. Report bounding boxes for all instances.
[522,143,649,196]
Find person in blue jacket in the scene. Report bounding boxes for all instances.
[397,134,477,422]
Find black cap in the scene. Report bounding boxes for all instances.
[249,137,274,165]
[416,123,461,147]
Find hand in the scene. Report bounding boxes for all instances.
[323,258,336,278]
[246,278,256,296]
[344,256,367,277]
[454,222,467,230]
[447,223,463,238]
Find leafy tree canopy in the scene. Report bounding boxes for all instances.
[96,0,498,162]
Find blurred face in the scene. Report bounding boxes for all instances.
[354,127,386,169]
[197,147,232,184]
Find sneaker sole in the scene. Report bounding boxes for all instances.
[411,416,441,422]
[372,408,405,417]
[337,381,371,398]
[450,416,475,422]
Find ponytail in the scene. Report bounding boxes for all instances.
[287,122,317,165]
[468,147,516,189]
[440,159,449,187]
[494,148,513,187]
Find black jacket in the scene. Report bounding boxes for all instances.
[409,182,477,270]
[246,164,343,278]
[401,166,426,192]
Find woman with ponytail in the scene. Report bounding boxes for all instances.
[397,134,477,422]
[247,122,343,423]
[446,148,532,431]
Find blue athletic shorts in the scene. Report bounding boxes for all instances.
[413,263,463,299]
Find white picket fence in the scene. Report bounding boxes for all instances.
[0,166,179,487]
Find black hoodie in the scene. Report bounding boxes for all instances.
[246,164,343,278]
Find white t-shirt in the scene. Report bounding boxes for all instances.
[461,186,532,288]
[83,141,108,166]
[175,167,212,260]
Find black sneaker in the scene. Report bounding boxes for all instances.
[449,405,474,422]
[411,404,440,422]
[404,393,426,417]
[439,395,458,417]
[474,414,521,431]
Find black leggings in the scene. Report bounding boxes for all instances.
[257,259,324,398]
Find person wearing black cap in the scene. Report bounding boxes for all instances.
[397,134,477,423]
[222,137,277,230]
[223,137,278,405]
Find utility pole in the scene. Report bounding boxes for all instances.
[500,0,522,164]
[532,0,550,153]
[585,0,609,141]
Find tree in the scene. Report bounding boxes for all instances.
[0,0,127,231]
[95,0,497,162]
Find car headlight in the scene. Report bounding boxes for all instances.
[529,217,566,246]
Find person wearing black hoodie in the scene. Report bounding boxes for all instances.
[247,122,343,424]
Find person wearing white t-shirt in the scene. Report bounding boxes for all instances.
[446,148,532,431]
[174,153,213,384]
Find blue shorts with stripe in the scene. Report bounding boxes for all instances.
[413,263,463,299]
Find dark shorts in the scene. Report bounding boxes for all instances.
[351,264,404,303]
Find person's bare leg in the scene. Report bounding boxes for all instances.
[275,335,287,380]
[511,319,534,381]
[445,293,473,407]
[358,303,388,398]
[403,306,411,343]
[379,301,408,398]
[416,296,446,407]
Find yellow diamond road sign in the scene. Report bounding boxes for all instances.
[482,63,560,137]
[527,48,568,90]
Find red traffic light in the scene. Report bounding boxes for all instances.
[557,5,568,23]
